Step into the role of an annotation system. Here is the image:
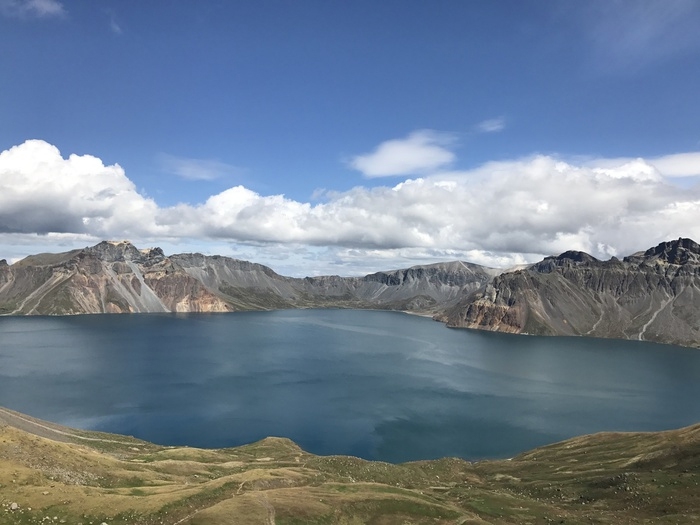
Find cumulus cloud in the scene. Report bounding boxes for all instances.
[349,130,456,177]
[2,139,700,275]
[476,117,506,133]
[0,0,65,18]
[648,152,700,177]
[586,152,700,178]
[158,153,241,181]
[0,140,160,237]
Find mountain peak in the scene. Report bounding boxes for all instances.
[555,250,598,264]
[83,240,161,263]
[642,238,700,265]
[532,250,599,273]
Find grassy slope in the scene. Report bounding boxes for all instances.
[1,407,698,524]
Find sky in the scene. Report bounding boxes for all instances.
[1,0,700,276]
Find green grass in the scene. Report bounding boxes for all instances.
[2,408,700,525]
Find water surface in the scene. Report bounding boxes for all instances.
[1,310,699,462]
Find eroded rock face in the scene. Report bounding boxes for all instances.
[0,259,10,287]
[635,238,700,266]
[0,242,230,315]
[0,241,496,317]
[439,238,700,348]
[3,238,699,347]
[296,262,497,311]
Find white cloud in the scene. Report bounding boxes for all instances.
[476,117,505,133]
[349,130,456,177]
[0,0,65,18]
[2,139,700,276]
[158,153,241,181]
[0,140,160,237]
[648,152,700,177]
[586,152,700,178]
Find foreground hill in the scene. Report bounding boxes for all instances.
[439,238,700,348]
[2,238,700,347]
[0,406,698,524]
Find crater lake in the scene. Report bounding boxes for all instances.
[1,309,699,463]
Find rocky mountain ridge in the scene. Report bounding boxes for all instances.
[438,238,700,348]
[2,238,700,348]
[0,240,495,316]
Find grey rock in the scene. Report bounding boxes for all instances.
[3,238,700,348]
[439,238,700,348]
[0,242,495,317]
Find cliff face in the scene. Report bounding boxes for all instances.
[0,241,232,315]
[4,238,700,348]
[0,241,495,316]
[298,261,499,311]
[438,238,700,348]
[0,259,10,288]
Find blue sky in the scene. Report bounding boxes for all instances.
[1,0,700,275]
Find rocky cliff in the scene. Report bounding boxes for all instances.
[438,238,700,348]
[300,261,500,311]
[0,240,495,316]
[0,241,232,315]
[3,238,700,347]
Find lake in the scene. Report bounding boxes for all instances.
[1,309,699,463]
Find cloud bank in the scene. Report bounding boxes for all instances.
[0,141,160,238]
[2,139,700,274]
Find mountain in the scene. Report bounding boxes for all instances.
[438,238,700,348]
[0,240,496,316]
[3,238,700,348]
[0,242,231,315]
[2,405,699,524]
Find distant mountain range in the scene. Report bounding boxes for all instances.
[2,238,699,348]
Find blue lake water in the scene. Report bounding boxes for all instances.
[1,309,699,463]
